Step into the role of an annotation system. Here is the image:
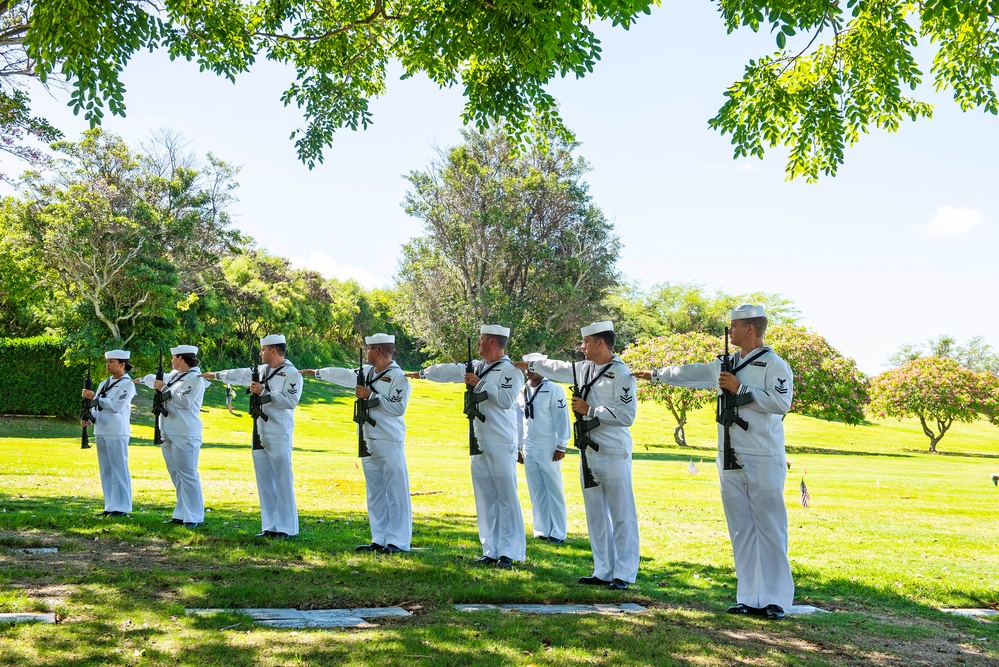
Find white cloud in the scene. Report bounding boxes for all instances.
[289,252,388,289]
[920,205,985,238]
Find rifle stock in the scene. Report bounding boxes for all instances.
[463,337,484,456]
[571,359,600,489]
[80,359,92,449]
[354,346,373,458]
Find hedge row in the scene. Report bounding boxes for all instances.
[0,336,84,418]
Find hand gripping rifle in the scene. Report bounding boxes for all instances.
[463,337,485,456]
[151,349,168,446]
[716,327,754,471]
[571,358,601,489]
[248,348,268,451]
[80,359,93,449]
[353,347,374,458]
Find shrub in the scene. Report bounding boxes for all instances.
[0,336,84,417]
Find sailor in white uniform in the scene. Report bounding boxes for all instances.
[517,353,571,543]
[636,305,795,619]
[408,324,526,567]
[203,334,302,538]
[518,321,640,590]
[138,344,209,528]
[82,349,136,516]
[304,333,412,553]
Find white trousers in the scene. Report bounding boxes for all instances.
[523,441,567,540]
[95,435,132,512]
[581,447,640,583]
[363,439,412,550]
[718,453,794,610]
[252,432,299,536]
[471,439,526,561]
[161,433,204,523]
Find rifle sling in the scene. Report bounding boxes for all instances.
[580,361,616,401]
[731,348,770,374]
[363,366,393,395]
[475,359,504,379]
[95,375,130,411]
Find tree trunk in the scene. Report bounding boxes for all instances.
[673,418,688,447]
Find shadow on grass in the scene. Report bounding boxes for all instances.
[3,497,998,666]
[922,449,999,460]
[785,445,914,458]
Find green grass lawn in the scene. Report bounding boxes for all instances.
[1,377,997,666]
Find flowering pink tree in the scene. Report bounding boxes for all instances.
[622,332,719,446]
[768,325,869,425]
[869,357,995,452]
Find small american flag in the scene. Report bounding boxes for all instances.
[800,479,811,508]
[687,459,699,476]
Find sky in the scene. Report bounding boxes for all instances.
[6,1,998,375]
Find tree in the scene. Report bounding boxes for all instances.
[25,2,999,176]
[767,325,868,425]
[24,0,655,168]
[605,282,799,348]
[0,223,52,335]
[621,332,719,446]
[709,1,999,180]
[888,335,999,376]
[0,2,62,179]
[3,128,240,354]
[869,356,995,452]
[396,122,619,360]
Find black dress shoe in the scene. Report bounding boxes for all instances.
[94,511,111,518]
[534,535,550,541]
[496,556,513,568]
[355,542,385,552]
[727,603,758,615]
[163,518,183,525]
[763,604,786,620]
[475,556,498,565]
[255,530,277,538]
[272,532,290,540]
[108,511,129,517]
[609,578,629,590]
[381,544,404,554]
[578,576,611,586]
[183,522,202,528]
[547,537,566,545]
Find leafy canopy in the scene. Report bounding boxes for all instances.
[22,1,999,177]
[396,120,619,360]
[25,0,656,168]
[869,356,997,451]
[767,324,868,425]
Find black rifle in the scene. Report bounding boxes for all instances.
[80,359,92,449]
[463,337,485,456]
[248,347,268,450]
[571,358,601,489]
[716,327,754,471]
[151,349,168,445]
[353,346,374,458]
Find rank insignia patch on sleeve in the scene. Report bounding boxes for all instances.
[774,378,788,394]
[620,387,634,403]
